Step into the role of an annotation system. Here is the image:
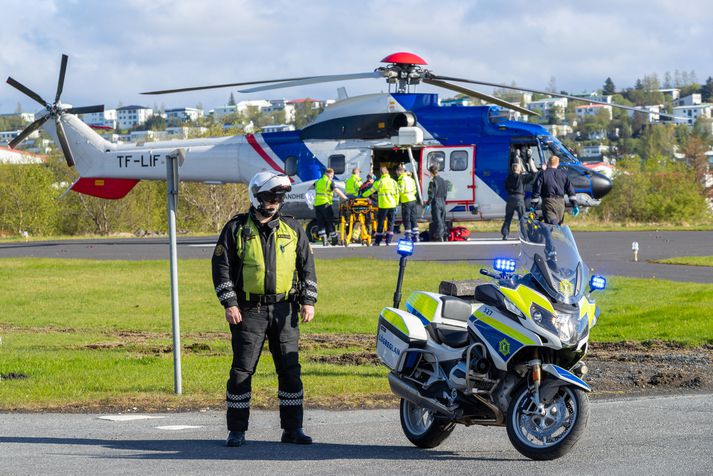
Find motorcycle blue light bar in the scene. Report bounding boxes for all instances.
[493,258,516,273]
[397,239,414,257]
[590,275,607,290]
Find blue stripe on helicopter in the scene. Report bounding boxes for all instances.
[261,131,326,182]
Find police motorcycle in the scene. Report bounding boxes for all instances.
[375,216,606,460]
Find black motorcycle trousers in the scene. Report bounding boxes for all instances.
[226,300,303,432]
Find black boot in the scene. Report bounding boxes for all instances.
[226,430,246,447]
[281,428,313,445]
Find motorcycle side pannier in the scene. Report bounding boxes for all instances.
[376,307,428,372]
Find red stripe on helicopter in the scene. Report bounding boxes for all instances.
[70,177,140,199]
[245,133,294,182]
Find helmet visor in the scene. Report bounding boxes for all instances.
[257,191,286,204]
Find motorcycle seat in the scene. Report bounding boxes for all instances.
[439,296,473,323]
[428,322,469,348]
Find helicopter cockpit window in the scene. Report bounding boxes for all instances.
[284,156,298,176]
[449,150,468,171]
[328,154,346,174]
[427,151,445,171]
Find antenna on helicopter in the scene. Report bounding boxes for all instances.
[6,54,104,167]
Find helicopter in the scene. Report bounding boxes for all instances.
[8,52,662,239]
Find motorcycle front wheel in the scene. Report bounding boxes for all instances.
[506,384,589,460]
[399,398,455,449]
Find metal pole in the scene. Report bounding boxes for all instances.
[166,152,182,394]
[393,255,408,309]
[406,147,424,204]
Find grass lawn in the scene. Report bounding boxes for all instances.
[1,257,712,411]
[654,256,713,267]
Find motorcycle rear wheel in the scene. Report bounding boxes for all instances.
[399,398,455,449]
[506,384,589,460]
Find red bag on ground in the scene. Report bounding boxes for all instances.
[448,226,471,241]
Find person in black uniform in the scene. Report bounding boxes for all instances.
[532,155,577,225]
[500,162,535,240]
[212,171,318,448]
[426,165,449,242]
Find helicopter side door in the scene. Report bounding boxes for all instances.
[419,146,476,210]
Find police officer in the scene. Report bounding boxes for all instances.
[344,167,363,198]
[500,162,534,240]
[426,165,448,242]
[532,155,577,225]
[397,164,419,241]
[363,166,399,246]
[212,171,318,448]
[313,168,347,246]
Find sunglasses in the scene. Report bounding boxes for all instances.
[258,192,285,204]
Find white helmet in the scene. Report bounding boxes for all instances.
[248,171,292,216]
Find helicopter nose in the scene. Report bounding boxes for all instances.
[590,172,612,199]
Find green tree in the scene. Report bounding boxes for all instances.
[603,77,616,95]
[0,164,60,236]
[701,76,713,102]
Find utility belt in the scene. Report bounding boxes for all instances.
[238,291,295,304]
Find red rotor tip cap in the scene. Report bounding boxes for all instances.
[380,52,427,65]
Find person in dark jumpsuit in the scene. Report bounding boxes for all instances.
[212,171,317,447]
[426,165,449,242]
[500,162,535,239]
[532,155,578,225]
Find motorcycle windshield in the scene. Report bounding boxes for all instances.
[518,217,590,305]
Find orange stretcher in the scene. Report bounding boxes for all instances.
[339,197,377,246]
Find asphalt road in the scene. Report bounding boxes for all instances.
[2,230,712,283]
[0,394,711,475]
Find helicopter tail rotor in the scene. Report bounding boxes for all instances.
[6,54,104,167]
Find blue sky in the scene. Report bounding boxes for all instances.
[1,0,712,114]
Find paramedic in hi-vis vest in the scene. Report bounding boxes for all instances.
[363,166,399,246]
[313,168,347,246]
[397,164,419,242]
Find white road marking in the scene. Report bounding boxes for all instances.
[155,425,202,430]
[98,415,165,422]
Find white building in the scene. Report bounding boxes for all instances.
[674,93,702,107]
[627,105,661,123]
[235,100,272,115]
[672,104,712,126]
[580,144,610,160]
[210,105,237,120]
[658,88,680,101]
[541,124,573,137]
[165,107,203,122]
[526,97,568,119]
[261,124,296,133]
[265,99,296,123]
[0,112,35,123]
[80,109,117,129]
[0,129,39,144]
[576,103,613,121]
[117,105,153,129]
[572,92,612,104]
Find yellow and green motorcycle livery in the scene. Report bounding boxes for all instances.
[376,216,606,460]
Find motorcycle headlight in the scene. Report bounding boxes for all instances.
[503,297,525,319]
[530,303,578,345]
[553,312,577,345]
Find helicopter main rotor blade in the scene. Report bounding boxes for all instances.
[66,104,105,115]
[8,116,49,149]
[431,75,684,120]
[55,54,68,103]
[55,117,75,167]
[238,72,383,93]
[6,77,49,108]
[141,76,325,95]
[424,78,539,117]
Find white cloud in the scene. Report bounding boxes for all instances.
[1,0,712,113]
